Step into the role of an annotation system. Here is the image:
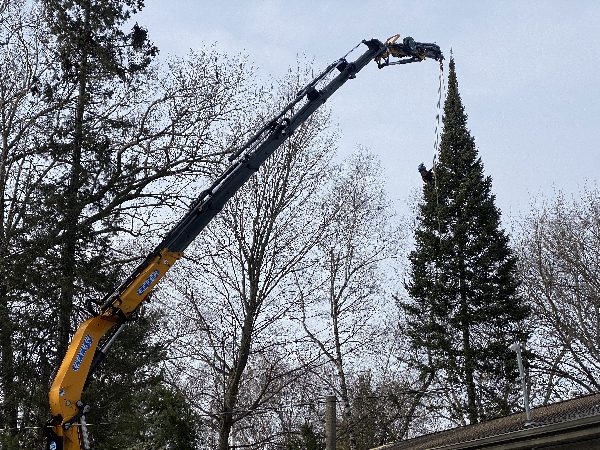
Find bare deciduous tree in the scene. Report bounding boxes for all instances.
[163,69,338,449]
[518,187,600,403]
[296,150,399,450]
[0,2,68,439]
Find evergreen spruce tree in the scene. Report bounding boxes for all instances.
[403,58,529,424]
[40,0,158,364]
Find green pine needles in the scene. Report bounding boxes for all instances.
[402,58,530,424]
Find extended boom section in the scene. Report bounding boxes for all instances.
[47,35,442,450]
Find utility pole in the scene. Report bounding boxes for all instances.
[325,395,336,450]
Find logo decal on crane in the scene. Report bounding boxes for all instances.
[73,335,93,372]
[137,269,160,296]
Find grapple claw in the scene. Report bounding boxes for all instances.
[376,34,443,68]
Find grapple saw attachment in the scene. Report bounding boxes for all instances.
[376,33,443,67]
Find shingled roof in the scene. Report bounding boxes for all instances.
[373,393,600,450]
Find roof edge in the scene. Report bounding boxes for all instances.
[372,412,600,450]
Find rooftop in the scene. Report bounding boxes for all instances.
[373,393,600,450]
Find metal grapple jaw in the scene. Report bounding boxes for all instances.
[376,34,443,68]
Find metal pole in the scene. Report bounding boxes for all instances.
[80,415,90,450]
[325,395,336,450]
[510,342,532,425]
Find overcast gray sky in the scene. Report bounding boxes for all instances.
[138,1,599,221]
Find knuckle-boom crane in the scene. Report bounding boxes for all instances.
[46,35,442,450]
